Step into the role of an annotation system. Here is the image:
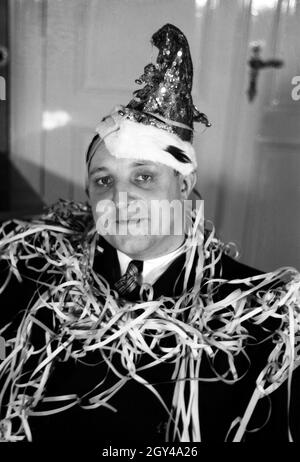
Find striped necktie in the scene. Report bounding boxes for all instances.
[114,260,143,300]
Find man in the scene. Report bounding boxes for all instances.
[0,24,299,443]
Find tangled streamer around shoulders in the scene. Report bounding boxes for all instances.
[0,199,299,442]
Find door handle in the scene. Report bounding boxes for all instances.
[247,43,284,102]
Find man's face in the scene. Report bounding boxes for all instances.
[88,143,189,259]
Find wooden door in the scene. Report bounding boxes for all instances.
[219,0,300,271]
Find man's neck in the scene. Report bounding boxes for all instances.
[117,238,186,284]
[124,235,185,261]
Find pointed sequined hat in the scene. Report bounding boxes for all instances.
[87,23,211,176]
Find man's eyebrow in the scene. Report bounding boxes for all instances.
[89,166,108,176]
[131,161,156,167]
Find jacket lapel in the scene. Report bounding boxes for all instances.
[93,237,121,286]
[152,251,199,299]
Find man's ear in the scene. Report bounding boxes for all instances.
[180,171,197,199]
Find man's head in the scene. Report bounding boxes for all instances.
[87,138,196,260]
[86,24,210,259]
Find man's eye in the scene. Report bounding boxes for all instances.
[96,176,113,187]
[136,174,153,183]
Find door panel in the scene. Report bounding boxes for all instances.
[9,0,45,212]
[245,143,300,268]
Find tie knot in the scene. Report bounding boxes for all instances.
[127,260,143,275]
[114,259,144,299]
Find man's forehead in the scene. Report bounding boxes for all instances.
[89,146,159,170]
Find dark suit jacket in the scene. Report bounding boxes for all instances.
[0,235,299,443]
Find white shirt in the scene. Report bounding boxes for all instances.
[117,242,186,286]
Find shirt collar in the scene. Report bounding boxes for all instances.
[117,240,186,284]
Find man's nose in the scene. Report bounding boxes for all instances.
[111,179,136,206]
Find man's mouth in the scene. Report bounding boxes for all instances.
[116,218,148,224]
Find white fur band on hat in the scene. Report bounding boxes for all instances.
[95,114,197,176]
